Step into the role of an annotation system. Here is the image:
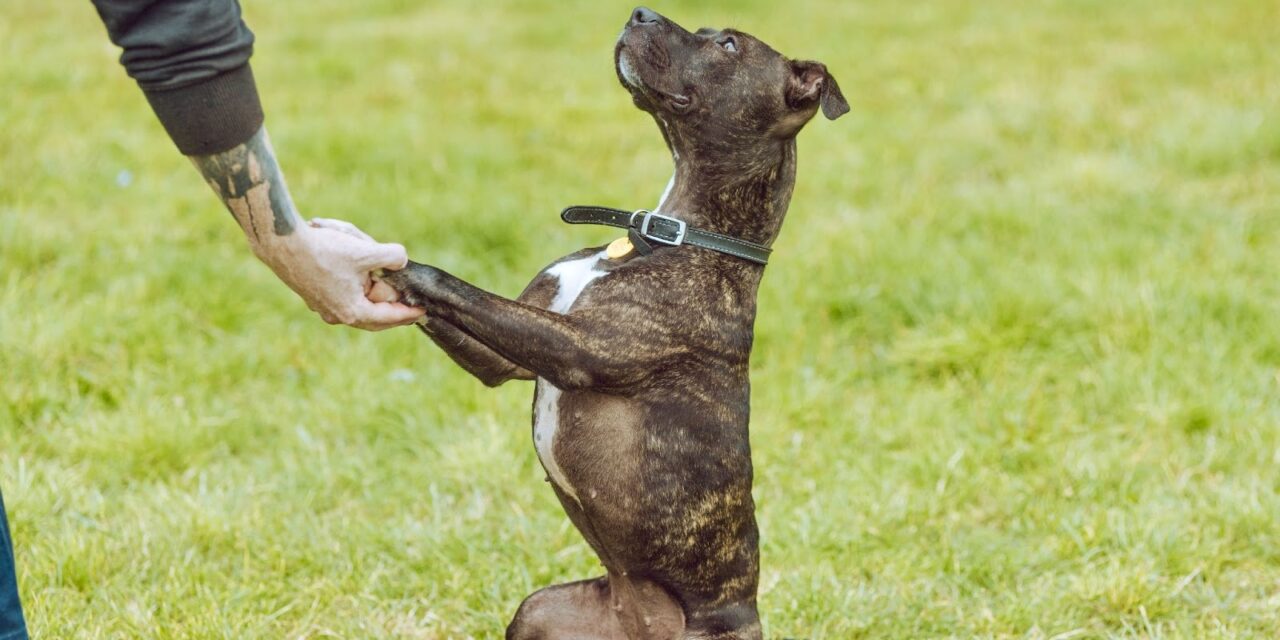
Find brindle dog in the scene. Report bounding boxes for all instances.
[381,7,847,639]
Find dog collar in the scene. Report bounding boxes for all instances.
[560,206,771,265]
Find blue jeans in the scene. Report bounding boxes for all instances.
[0,489,27,640]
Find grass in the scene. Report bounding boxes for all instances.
[2,0,1280,637]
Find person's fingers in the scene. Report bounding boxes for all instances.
[366,279,400,303]
[355,241,410,271]
[309,217,375,242]
[349,300,425,331]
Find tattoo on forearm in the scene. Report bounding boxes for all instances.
[191,126,299,242]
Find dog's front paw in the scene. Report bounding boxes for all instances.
[375,261,438,309]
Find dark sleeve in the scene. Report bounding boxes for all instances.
[92,0,265,156]
[0,490,27,638]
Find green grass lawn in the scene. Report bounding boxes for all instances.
[3,0,1280,637]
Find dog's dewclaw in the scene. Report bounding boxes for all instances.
[606,236,634,259]
[368,278,400,303]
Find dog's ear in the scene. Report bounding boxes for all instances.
[786,60,849,121]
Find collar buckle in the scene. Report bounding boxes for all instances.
[632,210,688,246]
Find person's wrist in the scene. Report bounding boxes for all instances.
[249,223,313,270]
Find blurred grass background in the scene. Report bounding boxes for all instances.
[2,0,1280,637]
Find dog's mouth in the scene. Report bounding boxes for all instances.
[666,92,692,110]
[615,42,694,115]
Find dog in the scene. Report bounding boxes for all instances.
[380,7,846,639]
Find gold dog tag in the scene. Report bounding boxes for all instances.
[606,236,634,259]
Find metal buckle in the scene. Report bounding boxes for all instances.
[634,210,687,246]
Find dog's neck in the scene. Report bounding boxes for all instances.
[653,118,798,248]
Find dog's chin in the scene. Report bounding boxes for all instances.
[615,52,657,111]
[615,45,643,90]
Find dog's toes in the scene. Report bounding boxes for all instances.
[376,261,434,307]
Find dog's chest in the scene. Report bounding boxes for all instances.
[534,250,610,502]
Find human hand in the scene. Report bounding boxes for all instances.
[309,219,403,305]
[254,218,424,330]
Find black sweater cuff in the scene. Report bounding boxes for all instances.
[142,63,264,156]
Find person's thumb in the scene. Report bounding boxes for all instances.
[349,299,425,330]
[356,242,409,271]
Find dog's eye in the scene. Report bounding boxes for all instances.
[717,37,738,53]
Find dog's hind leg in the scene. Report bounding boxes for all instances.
[507,577,627,640]
[681,603,763,640]
[507,574,685,640]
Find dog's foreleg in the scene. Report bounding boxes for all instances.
[381,262,681,392]
[380,264,559,387]
[414,317,534,387]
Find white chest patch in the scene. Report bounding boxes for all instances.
[534,251,609,502]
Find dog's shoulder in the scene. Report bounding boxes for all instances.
[545,246,610,271]
[513,246,610,309]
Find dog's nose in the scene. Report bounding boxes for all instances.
[630,6,661,27]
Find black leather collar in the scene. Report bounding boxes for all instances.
[560,206,771,265]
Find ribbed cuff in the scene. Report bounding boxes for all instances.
[142,63,265,156]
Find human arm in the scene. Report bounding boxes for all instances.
[191,126,423,329]
[92,0,422,329]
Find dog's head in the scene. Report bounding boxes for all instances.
[615,7,848,143]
